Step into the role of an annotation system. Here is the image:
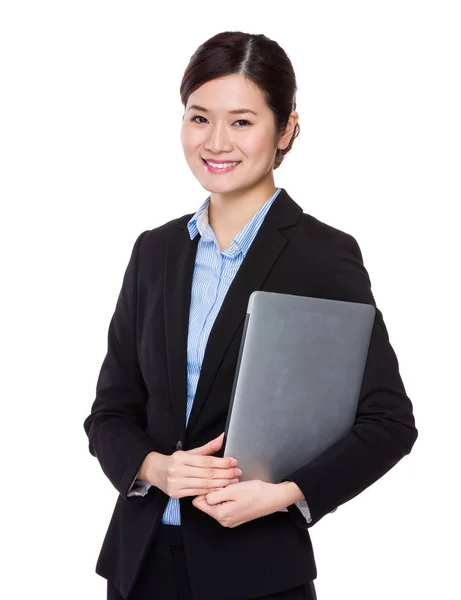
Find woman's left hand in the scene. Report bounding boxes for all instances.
[191,480,282,528]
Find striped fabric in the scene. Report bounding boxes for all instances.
[128,187,312,525]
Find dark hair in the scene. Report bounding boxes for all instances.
[180,31,300,170]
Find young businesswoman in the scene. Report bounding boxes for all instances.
[83,31,418,600]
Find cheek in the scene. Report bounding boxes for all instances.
[181,125,201,154]
[243,132,276,159]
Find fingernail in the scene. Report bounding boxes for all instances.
[230,458,238,466]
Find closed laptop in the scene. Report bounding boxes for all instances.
[223,290,375,483]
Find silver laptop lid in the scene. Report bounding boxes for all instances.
[223,291,375,483]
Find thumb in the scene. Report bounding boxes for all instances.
[188,432,225,456]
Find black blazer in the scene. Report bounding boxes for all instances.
[83,188,418,600]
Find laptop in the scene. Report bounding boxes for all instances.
[223,290,375,484]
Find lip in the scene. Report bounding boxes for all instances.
[202,158,241,174]
[203,158,241,164]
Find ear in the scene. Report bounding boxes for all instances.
[277,110,299,151]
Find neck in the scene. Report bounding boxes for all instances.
[208,178,277,236]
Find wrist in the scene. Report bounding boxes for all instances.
[272,481,304,511]
[138,451,163,486]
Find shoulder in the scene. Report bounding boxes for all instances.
[295,213,373,304]
[284,204,372,302]
[129,212,194,258]
[279,188,360,252]
[142,212,193,245]
[292,211,362,258]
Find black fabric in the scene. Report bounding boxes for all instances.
[85,188,418,599]
[106,525,317,600]
[107,525,192,600]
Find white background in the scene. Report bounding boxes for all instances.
[1,1,459,599]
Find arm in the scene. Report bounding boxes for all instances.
[281,235,418,528]
[277,483,313,524]
[83,231,158,500]
[126,450,163,497]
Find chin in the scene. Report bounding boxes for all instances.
[201,180,248,196]
[193,173,239,192]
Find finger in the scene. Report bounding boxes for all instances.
[192,495,208,506]
[192,495,210,509]
[192,496,218,517]
[202,476,239,493]
[205,488,232,505]
[182,477,240,490]
[188,432,225,456]
[181,454,239,470]
[178,486,228,497]
[192,494,208,503]
[179,489,213,497]
[182,465,242,479]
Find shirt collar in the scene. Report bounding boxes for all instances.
[187,188,281,257]
[187,195,210,241]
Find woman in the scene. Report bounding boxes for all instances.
[83,31,418,600]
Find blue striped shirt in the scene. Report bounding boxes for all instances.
[128,187,312,526]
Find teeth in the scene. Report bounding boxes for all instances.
[206,161,240,169]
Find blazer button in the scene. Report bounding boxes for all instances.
[176,440,183,450]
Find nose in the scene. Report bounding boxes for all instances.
[204,122,233,154]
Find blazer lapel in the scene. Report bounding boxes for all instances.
[164,224,199,442]
[164,189,303,442]
[185,189,303,435]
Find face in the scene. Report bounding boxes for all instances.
[181,74,294,200]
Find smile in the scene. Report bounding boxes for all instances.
[202,159,241,173]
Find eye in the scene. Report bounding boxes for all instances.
[190,116,251,127]
[191,115,208,124]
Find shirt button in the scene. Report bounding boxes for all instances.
[176,440,183,450]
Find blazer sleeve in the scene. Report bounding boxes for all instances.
[127,475,152,497]
[83,231,158,500]
[282,234,418,528]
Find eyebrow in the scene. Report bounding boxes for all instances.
[187,104,258,116]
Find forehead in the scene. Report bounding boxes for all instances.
[186,74,268,113]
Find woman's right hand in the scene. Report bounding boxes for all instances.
[142,432,242,499]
